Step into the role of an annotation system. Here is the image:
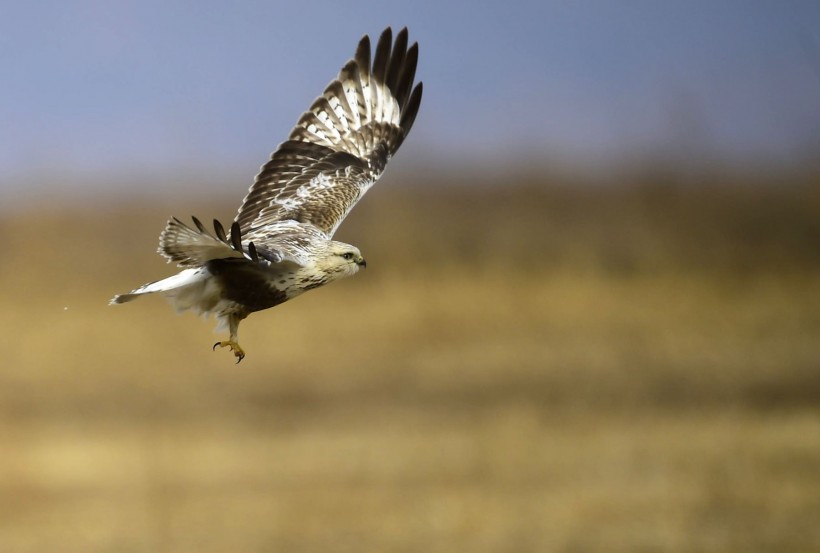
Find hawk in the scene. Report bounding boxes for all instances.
[110,27,422,362]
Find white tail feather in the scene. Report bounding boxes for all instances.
[109,268,208,305]
[110,267,231,332]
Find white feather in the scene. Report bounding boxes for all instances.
[109,268,207,304]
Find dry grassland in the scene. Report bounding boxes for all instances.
[0,175,818,552]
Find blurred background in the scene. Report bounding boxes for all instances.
[1,1,819,551]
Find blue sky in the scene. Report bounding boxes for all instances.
[2,1,819,197]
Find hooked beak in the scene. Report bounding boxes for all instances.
[357,257,367,268]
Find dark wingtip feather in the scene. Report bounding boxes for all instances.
[393,81,422,152]
[213,219,228,243]
[394,42,418,109]
[230,221,242,251]
[400,81,423,133]
[385,27,408,92]
[372,27,393,85]
[355,34,371,81]
[191,216,212,237]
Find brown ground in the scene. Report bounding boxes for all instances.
[1,172,819,552]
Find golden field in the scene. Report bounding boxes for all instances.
[1,171,819,552]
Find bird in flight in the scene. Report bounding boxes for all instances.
[110,27,422,362]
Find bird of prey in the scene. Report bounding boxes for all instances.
[110,27,422,362]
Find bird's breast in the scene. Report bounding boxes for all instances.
[206,259,291,313]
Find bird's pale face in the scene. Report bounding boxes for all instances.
[318,242,366,278]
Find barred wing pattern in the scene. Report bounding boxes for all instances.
[234,27,422,238]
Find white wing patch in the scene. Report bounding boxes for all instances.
[275,197,303,210]
[274,173,335,211]
[306,122,328,142]
[328,96,348,133]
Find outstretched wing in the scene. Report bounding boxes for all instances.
[234,27,423,237]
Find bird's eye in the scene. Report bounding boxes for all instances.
[342,252,354,260]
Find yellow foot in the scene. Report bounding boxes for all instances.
[213,340,246,363]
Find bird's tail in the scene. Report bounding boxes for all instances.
[109,268,208,305]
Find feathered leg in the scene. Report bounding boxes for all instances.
[213,314,246,363]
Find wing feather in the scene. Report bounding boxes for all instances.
[386,28,407,93]
[158,217,300,268]
[234,27,423,237]
[158,217,244,267]
[213,219,228,243]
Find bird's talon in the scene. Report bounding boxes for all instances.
[213,340,246,362]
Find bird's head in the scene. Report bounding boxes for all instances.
[317,241,366,278]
